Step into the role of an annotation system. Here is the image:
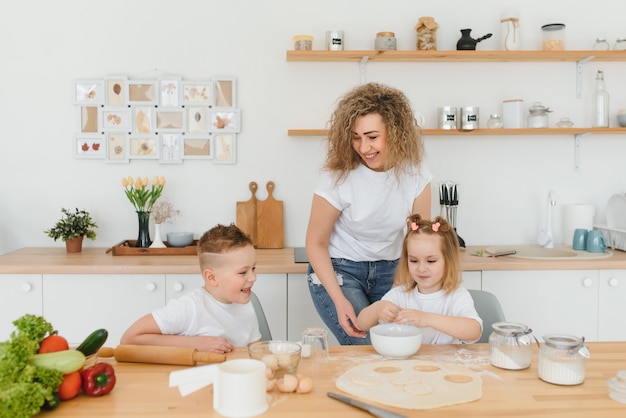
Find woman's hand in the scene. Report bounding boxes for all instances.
[336,298,367,338]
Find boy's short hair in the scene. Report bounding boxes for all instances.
[197,223,253,270]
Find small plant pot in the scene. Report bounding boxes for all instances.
[65,237,84,253]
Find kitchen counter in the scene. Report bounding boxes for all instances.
[49,342,626,417]
[0,246,625,275]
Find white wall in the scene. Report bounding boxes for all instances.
[1,0,625,254]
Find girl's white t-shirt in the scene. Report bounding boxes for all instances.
[315,164,432,261]
[381,285,483,344]
[152,287,261,347]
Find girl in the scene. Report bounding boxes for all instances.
[357,215,482,344]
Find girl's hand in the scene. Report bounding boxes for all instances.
[394,309,429,327]
[375,301,402,323]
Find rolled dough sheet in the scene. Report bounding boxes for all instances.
[335,359,482,410]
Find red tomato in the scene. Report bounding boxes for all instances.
[58,371,82,401]
[38,334,69,353]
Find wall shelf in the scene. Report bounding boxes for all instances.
[288,128,626,137]
[286,50,626,63]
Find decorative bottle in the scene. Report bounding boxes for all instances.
[592,70,609,128]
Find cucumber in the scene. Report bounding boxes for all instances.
[76,328,108,356]
[30,350,85,373]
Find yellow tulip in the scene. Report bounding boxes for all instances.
[134,177,142,190]
[127,176,133,185]
[142,177,148,187]
[122,178,128,187]
[158,176,166,187]
[153,176,159,186]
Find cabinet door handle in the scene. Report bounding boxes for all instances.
[146,282,157,292]
[21,283,33,292]
[173,283,184,292]
[582,278,594,288]
[609,277,619,287]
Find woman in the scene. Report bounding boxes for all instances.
[305,82,432,344]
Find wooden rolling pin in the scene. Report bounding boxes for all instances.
[98,345,226,366]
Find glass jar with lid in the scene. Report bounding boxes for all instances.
[527,102,552,128]
[538,334,590,385]
[593,37,610,50]
[487,114,503,129]
[489,322,534,370]
[614,38,626,50]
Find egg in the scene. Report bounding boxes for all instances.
[261,354,279,370]
[296,376,314,394]
[276,374,299,393]
[266,378,276,392]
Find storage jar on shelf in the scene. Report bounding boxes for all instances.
[527,102,551,128]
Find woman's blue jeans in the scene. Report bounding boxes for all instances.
[307,258,398,345]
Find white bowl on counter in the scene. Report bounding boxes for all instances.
[166,232,194,247]
[370,323,422,359]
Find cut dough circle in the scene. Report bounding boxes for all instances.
[404,382,433,395]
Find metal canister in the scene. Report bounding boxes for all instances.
[538,334,590,385]
[326,30,344,51]
[438,106,458,129]
[460,106,479,130]
[489,322,534,370]
[374,32,396,50]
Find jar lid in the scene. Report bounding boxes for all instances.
[596,37,608,42]
[492,322,531,336]
[376,32,395,38]
[529,102,552,114]
[293,34,314,41]
[541,23,566,31]
[542,334,589,358]
[490,114,501,118]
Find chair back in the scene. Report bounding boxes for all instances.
[250,292,272,341]
[468,289,506,343]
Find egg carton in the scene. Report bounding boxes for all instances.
[594,225,626,252]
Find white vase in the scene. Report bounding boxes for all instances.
[150,223,166,248]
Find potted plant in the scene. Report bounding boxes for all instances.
[44,208,98,253]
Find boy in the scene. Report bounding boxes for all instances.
[120,223,261,353]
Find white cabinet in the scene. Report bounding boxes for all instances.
[165,273,288,341]
[598,270,626,341]
[482,270,599,341]
[0,274,43,340]
[43,274,165,346]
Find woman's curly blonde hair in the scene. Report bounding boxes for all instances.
[323,83,425,183]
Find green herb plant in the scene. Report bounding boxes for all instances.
[44,208,98,242]
[0,314,64,418]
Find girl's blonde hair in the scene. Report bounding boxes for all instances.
[394,215,462,294]
[323,82,424,183]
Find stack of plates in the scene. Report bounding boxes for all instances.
[607,370,626,404]
[607,193,626,230]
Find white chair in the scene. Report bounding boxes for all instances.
[468,289,506,343]
[250,292,272,341]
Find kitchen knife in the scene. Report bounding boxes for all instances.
[327,392,408,418]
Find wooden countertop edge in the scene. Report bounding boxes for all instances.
[1,246,625,275]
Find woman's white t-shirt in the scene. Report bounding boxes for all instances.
[315,164,432,261]
[381,285,483,344]
[152,287,261,347]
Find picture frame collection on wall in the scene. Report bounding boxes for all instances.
[73,75,239,164]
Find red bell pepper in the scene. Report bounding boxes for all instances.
[80,362,116,396]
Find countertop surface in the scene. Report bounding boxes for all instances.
[48,342,626,417]
[0,246,625,275]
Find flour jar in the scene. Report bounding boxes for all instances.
[538,334,590,385]
[489,322,534,370]
[326,30,344,51]
[437,106,458,129]
[460,106,479,130]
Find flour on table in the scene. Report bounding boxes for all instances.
[336,359,482,410]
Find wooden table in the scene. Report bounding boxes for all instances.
[49,343,626,417]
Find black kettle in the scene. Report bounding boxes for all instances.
[456,29,493,50]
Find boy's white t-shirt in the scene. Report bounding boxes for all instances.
[151,287,261,347]
[315,164,432,261]
[381,285,482,344]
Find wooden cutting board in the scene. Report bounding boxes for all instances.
[236,181,258,246]
[256,181,284,249]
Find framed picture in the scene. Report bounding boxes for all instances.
[155,109,185,132]
[214,77,236,107]
[105,76,128,107]
[105,132,129,163]
[129,135,159,159]
[79,106,102,134]
[187,106,209,133]
[210,108,240,133]
[73,80,105,105]
[128,80,158,105]
[159,78,181,107]
[159,133,183,164]
[183,134,213,160]
[213,133,236,164]
[75,135,105,159]
[133,106,154,134]
[182,81,212,105]
[102,108,131,131]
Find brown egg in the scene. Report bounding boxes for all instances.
[296,376,314,394]
[266,378,276,392]
[276,374,298,393]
